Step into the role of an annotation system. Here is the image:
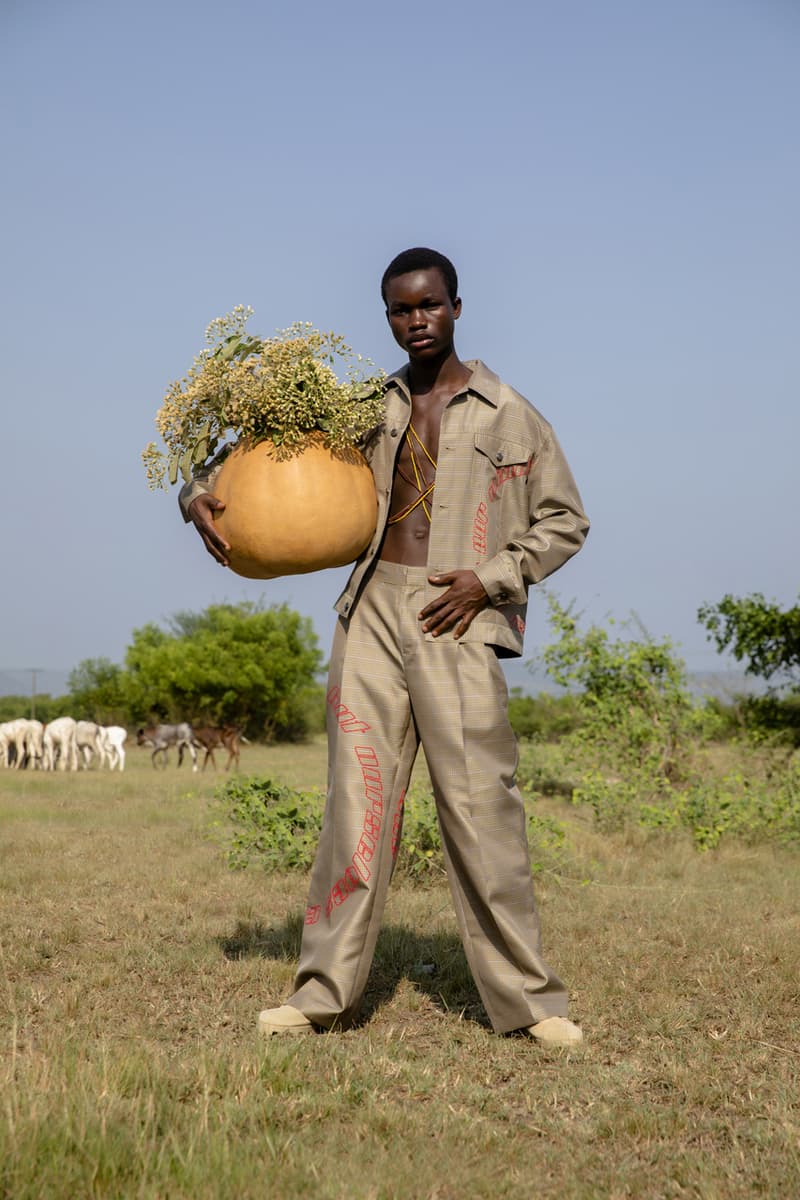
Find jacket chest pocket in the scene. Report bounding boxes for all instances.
[474,432,535,501]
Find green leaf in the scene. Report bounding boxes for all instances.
[168,455,180,486]
[192,439,208,465]
[179,448,194,482]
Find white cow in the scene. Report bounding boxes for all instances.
[101,725,127,771]
[22,718,45,767]
[43,716,79,771]
[0,718,31,768]
[76,720,111,769]
[0,721,17,767]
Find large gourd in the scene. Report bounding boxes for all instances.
[212,435,378,579]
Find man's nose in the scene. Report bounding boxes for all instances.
[409,308,427,328]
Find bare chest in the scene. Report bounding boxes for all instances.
[398,411,440,477]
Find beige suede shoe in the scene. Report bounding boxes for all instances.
[525,1016,583,1047]
[257,1005,314,1036]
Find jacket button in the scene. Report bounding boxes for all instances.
[496,452,504,462]
[390,428,398,437]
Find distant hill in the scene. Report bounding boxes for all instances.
[1,663,766,706]
[0,669,71,700]
[500,658,764,700]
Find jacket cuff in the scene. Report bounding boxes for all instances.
[474,554,526,607]
[178,479,212,522]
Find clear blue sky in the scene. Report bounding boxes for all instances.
[2,0,798,697]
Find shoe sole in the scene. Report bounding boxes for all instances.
[258,1020,314,1036]
[530,1035,583,1047]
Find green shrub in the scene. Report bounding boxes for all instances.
[0,694,73,724]
[211,772,569,883]
[542,595,703,783]
[698,695,748,742]
[738,693,800,747]
[508,689,582,741]
[211,775,323,871]
[394,784,444,881]
[525,808,569,875]
[516,740,575,800]
[563,756,800,851]
[532,597,800,850]
[395,781,568,882]
[698,693,800,747]
[680,764,800,850]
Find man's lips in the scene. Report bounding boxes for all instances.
[408,335,434,348]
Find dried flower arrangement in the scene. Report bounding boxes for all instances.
[143,306,385,490]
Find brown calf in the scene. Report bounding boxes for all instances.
[191,725,246,771]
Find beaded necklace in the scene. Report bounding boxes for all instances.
[387,422,437,525]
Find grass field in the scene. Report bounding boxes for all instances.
[1,739,798,1199]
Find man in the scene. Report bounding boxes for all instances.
[183,248,589,1046]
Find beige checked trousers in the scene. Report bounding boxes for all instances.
[287,561,568,1033]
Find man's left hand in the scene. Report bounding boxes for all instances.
[419,570,490,638]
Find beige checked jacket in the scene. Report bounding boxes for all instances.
[179,359,589,658]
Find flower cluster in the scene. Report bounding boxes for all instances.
[143,306,385,489]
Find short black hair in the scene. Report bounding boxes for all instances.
[381,247,459,305]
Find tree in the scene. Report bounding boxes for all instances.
[698,593,800,687]
[68,657,128,723]
[122,602,324,739]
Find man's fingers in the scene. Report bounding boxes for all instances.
[201,532,230,566]
[188,493,231,563]
[419,570,488,635]
[422,601,471,636]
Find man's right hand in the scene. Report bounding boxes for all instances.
[188,494,231,566]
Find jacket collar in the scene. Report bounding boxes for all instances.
[384,359,501,408]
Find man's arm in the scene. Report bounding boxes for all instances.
[178,447,232,566]
[472,428,589,607]
[419,428,588,637]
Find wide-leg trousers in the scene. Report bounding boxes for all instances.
[287,561,568,1033]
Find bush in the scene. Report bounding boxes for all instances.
[0,695,72,724]
[542,595,703,783]
[395,781,568,882]
[530,596,799,849]
[211,775,323,871]
[211,772,569,882]
[562,749,800,851]
[394,784,445,882]
[680,763,800,850]
[507,689,582,741]
[739,693,800,747]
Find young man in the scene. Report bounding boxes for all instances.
[183,248,589,1046]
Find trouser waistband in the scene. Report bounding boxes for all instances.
[369,560,429,585]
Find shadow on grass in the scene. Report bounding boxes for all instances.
[217,915,488,1028]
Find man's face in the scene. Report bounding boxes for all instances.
[384,268,461,361]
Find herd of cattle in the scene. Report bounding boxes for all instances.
[0,717,246,772]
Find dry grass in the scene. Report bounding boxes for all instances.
[1,740,798,1199]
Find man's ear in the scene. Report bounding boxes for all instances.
[453,297,462,319]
